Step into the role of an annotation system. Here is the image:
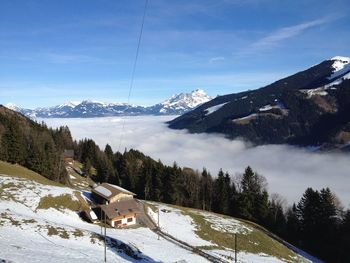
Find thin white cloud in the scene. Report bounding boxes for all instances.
[42,116,350,208]
[249,16,335,51]
[209,56,225,63]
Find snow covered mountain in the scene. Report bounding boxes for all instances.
[169,56,350,149]
[5,89,212,118]
[148,89,212,114]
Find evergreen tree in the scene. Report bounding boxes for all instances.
[285,204,300,244]
[237,166,267,221]
[200,168,213,211]
[82,158,93,178]
[222,172,232,215]
[212,169,225,213]
[104,144,114,162]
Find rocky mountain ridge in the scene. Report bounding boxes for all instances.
[4,89,212,118]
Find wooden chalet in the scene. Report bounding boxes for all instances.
[91,183,136,205]
[63,149,74,163]
[99,199,139,228]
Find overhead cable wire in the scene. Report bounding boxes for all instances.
[118,0,149,153]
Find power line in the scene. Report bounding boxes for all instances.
[118,0,149,153]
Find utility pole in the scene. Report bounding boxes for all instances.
[104,203,107,262]
[157,207,160,240]
[235,234,238,263]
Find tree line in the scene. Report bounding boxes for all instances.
[0,106,72,182]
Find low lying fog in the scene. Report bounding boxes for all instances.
[42,116,350,207]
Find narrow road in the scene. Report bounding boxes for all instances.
[136,200,227,263]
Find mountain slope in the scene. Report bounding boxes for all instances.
[168,56,350,148]
[0,164,318,263]
[5,89,212,118]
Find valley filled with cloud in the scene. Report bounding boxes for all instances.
[43,116,350,207]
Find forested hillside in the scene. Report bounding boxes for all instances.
[0,105,72,183]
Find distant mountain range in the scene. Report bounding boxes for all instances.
[168,56,350,150]
[4,89,212,118]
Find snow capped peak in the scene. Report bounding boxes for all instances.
[329,56,350,72]
[160,89,212,110]
[327,56,350,81]
[191,89,207,96]
[330,56,350,62]
[7,89,212,118]
[4,103,20,111]
[58,101,81,108]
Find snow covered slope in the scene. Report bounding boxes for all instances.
[0,163,322,263]
[0,173,208,262]
[147,202,323,263]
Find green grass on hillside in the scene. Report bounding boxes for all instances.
[0,161,62,187]
[37,192,89,212]
[165,204,305,262]
[67,161,96,190]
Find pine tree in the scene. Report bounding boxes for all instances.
[285,204,300,244]
[104,144,114,162]
[222,172,232,215]
[212,169,225,213]
[237,166,267,221]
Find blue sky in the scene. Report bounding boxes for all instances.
[1,0,349,108]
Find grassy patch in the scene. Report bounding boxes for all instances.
[0,212,21,227]
[0,161,61,187]
[0,182,18,201]
[73,191,90,210]
[90,233,102,244]
[47,226,70,239]
[37,191,89,212]
[22,219,36,224]
[180,207,300,262]
[72,229,84,238]
[72,161,83,170]
[145,202,158,213]
[37,194,81,211]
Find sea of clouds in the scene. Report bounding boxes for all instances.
[42,116,350,207]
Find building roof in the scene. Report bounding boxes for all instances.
[100,199,140,219]
[83,209,98,222]
[63,149,74,158]
[92,183,136,201]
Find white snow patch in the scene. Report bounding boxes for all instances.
[300,88,328,98]
[90,211,98,220]
[259,104,274,111]
[232,113,257,122]
[93,185,112,197]
[205,102,229,116]
[194,211,253,235]
[329,56,350,80]
[147,203,213,247]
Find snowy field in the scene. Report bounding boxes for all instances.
[0,175,209,263]
[146,202,315,263]
[42,116,350,207]
[0,173,322,263]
